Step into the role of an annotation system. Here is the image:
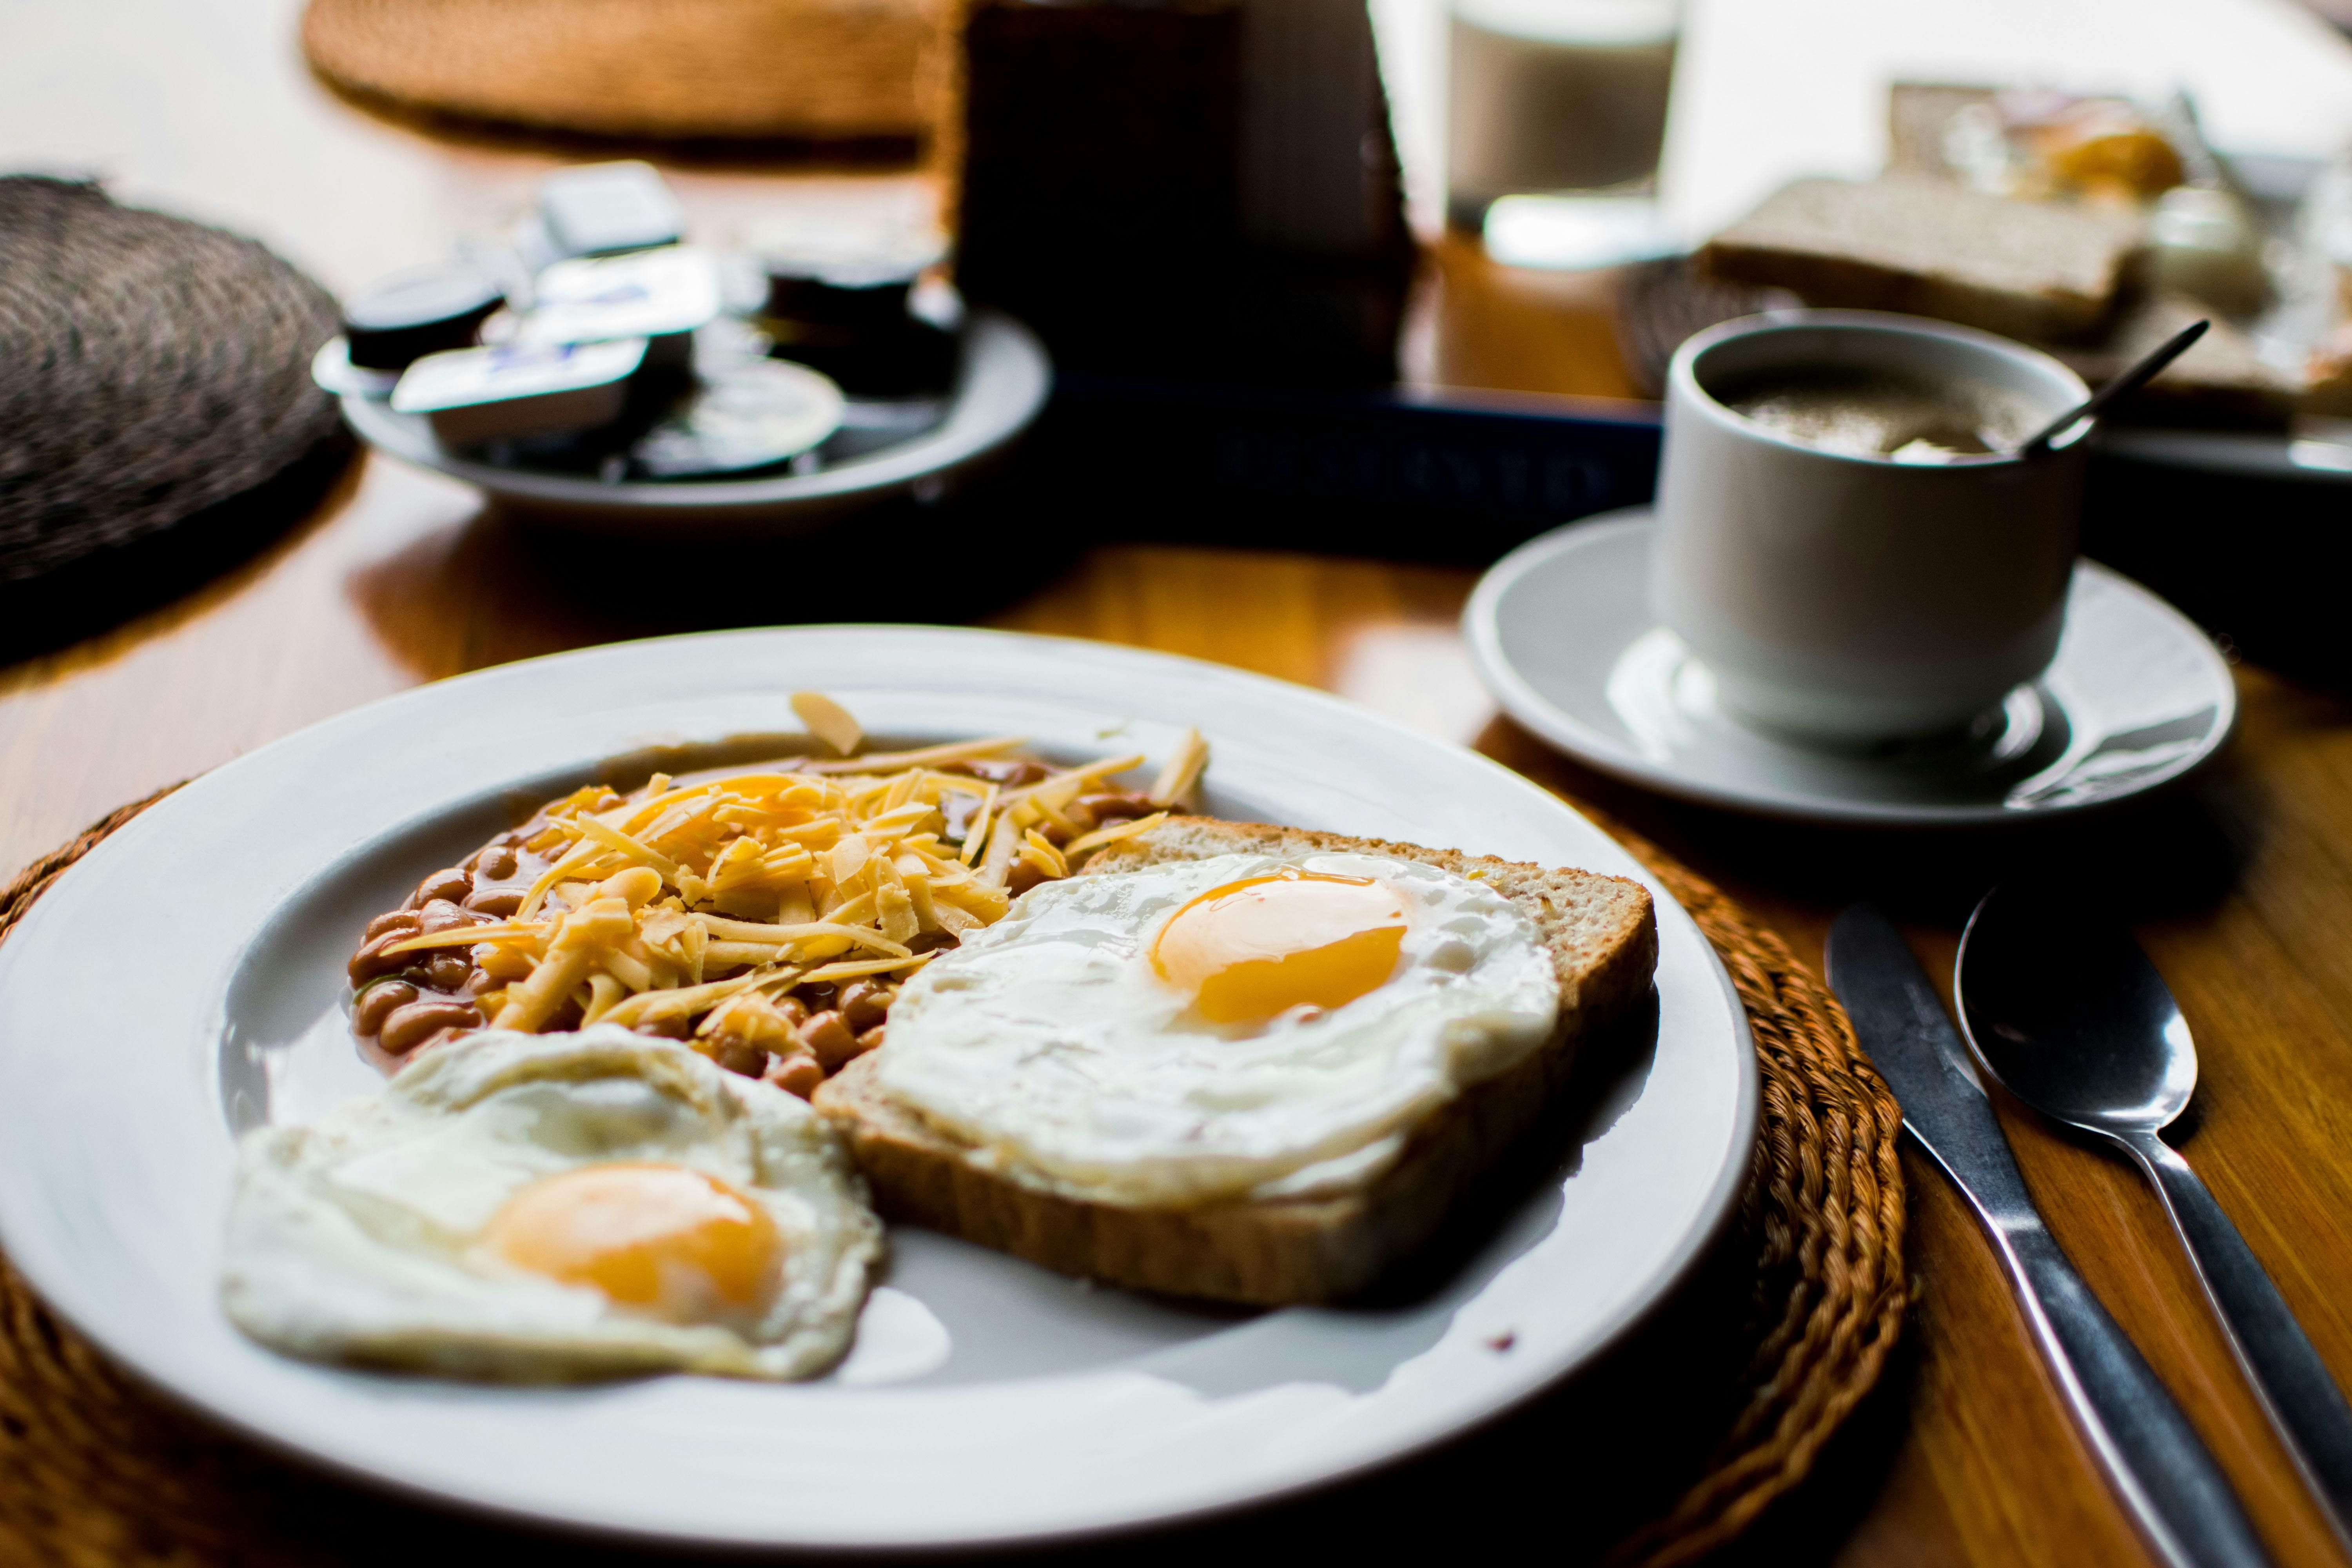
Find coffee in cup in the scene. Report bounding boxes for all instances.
[1714,364,2042,463]
[1651,310,2090,744]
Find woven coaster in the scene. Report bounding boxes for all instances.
[302,0,944,143]
[0,178,344,589]
[1612,257,1798,401]
[0,786,1905,1566]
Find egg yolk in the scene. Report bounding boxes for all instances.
[1150,870,1407,1024]
[481,1163,781,1323]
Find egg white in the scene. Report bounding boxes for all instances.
[221,1027,882,1381]
[872,851,1562,1207]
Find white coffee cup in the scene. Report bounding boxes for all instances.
[1651,310,2090,744]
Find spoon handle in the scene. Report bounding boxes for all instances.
[2018,318,2210,456]
[2125,1130,2352,1548]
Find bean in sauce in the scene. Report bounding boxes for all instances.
[715,1039,769,1078]
[354,979,418,1035]
[425,951,474,991]
[348,929,421,985]
[763,1051,824,1099]
[381,998,483,1055]
[799,1009,859,1071]
[839,979,892,1034]
[365,909,422,942]
[415,868,472,906]
[417,898,475,935]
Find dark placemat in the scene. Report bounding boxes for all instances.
[0,177,344,590]
[0,784,1906,1566]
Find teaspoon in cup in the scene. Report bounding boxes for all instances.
[1957,884,2352,1549]
[2015,318,2209,457]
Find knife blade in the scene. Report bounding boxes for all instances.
[1826,904,2271,1568]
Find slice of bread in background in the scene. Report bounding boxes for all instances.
[815,818,1657,1305]
[1702,175,2138,343]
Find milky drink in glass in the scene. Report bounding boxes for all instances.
[1446,0,1680,225]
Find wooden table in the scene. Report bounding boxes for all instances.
[8,5,2352,1564]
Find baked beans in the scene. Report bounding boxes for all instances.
[345,739,1181,1097]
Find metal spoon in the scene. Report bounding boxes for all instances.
[1957,884,2352,1548]
[2017,318,2210,458]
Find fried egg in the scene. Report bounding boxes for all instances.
[871,851,1561,1207]
[223,1027,882,1380]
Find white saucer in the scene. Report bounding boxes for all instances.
[1464,510,2237,827]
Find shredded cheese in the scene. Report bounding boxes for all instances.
[790,690,865,757]
[1150,728,1208,808]
[372,713,1209,1069]
[1065,809,1169,856]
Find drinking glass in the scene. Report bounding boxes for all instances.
[1446,0,1681,267]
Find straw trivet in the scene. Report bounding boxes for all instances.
[0,786,1906,1567]
[1613,257,1800,400]
[0,178,343,591]
[302,0,945,143]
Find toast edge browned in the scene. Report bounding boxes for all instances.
[813,824,1658,1304]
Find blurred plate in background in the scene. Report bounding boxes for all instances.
[341,311,1049,537]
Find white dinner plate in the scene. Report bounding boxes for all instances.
[1466,512,2237,827]
[0,626,1754,1551]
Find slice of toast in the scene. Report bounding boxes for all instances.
[813,818,1657,1305]
[1701,175,2138,343]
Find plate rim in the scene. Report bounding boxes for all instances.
[1463,510,2238,828]
[0,624,1758,1549]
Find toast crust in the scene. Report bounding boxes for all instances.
[814,819,1657,1304]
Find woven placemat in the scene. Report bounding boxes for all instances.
[0,177,344,588]
[303,0,945,143]
[0,786,1906,1567]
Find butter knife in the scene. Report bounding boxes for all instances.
[1826,905,2271,1568]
